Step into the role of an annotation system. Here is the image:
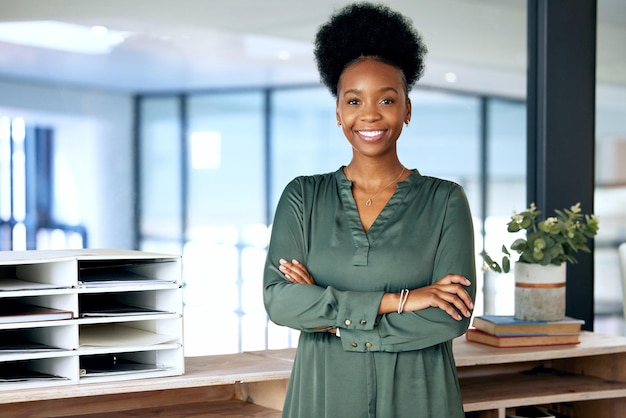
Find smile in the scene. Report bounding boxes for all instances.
[356,130,386,141]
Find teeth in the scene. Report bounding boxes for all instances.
[359,130,384,137]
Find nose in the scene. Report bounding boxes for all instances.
[360,101,381,122]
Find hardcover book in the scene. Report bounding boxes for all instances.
[472,315,584,336]
[466,328,580,348]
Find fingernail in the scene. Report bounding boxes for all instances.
[292,259,300,264]
[279,258,287,264]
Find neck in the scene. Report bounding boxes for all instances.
[345,162,406,190]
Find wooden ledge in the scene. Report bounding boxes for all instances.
[4,333,626,418]
[454,331,626,367]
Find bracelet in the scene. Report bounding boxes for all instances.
[398,288,410,314]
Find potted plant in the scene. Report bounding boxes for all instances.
[484,202,599,321]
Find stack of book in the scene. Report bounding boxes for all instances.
[466,315,584,348]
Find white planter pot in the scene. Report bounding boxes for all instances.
[514,262,566,321]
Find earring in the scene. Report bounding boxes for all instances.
[337,121,341,127]
[405,120,410,127]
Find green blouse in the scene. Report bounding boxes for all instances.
[264,167,476,418]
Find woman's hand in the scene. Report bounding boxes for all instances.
[279,258,316,285]
[279,260,339,335]
[404,274,473,320]
[396,274,473,320]
[278,258,337,334]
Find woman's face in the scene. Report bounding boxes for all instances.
[336,58,411,159]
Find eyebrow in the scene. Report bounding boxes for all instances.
[342,87,400,97]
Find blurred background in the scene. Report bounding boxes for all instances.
[0,0,625,355]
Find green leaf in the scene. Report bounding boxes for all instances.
[521,217,533,229]
[508,223,521,233]
[511,239,527,251]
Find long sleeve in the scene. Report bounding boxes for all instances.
[263,177,384,333]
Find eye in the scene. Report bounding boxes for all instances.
[347,98,360,105]
[380,98,395,105]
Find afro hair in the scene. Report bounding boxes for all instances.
[314,2,427,97]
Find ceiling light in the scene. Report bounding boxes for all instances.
[445,72,458,83]
[90,25,109,36]
[0,21,131,54]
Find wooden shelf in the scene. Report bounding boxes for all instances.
[1,352,291,417]
[6,398,282,418]
[63,400,283,418]
[461,366,626,411]
[0,351,293,405]
[456,332,626,417]
[453,331,626,366]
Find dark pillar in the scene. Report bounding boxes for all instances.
[527,0,597,329]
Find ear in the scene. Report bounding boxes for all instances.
[405,97,412,125]
[335,103,341,126]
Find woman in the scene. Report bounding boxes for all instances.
[263,3,476,417]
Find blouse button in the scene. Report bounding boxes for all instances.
[345,319,352,326]
[360,320,367,326]
[351,343,357,348]
[365,342,372,349]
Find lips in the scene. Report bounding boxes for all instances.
[356,130,386,141]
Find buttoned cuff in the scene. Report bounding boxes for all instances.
[336,290,383,331]
[335,290,383,352]
[339,328,382,352]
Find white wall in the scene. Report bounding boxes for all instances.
[0,79,134,249]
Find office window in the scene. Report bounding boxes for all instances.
[139,97,183,246]
[0,116,24,249]
[183,92,267,355]
[0,116,86,250]
[483,99,527,315]
[402,91,480,189]
[269,87,350,210]
[594,0,626,334]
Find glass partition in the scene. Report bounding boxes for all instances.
[483,99,527,315]
[139,97,183,245]
[184,92,267,355]
[594,0,626,334]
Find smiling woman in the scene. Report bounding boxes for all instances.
[263,3,476,417]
